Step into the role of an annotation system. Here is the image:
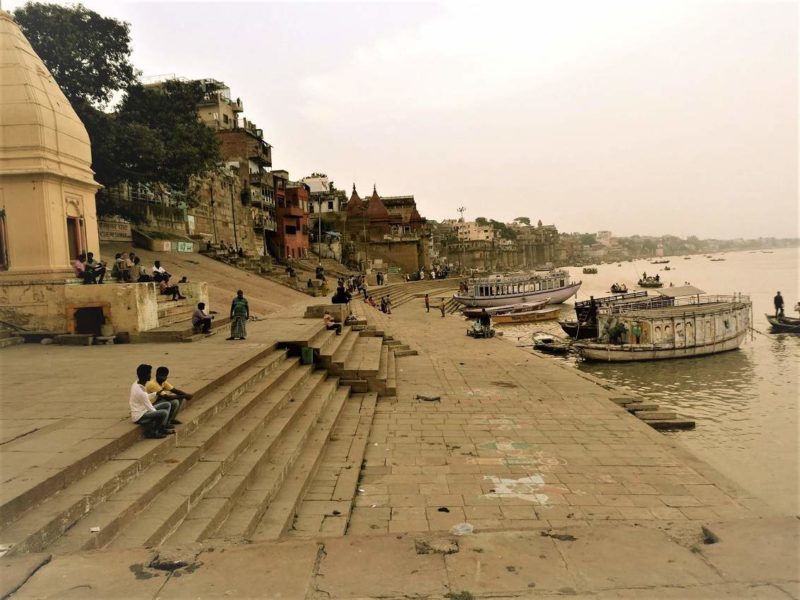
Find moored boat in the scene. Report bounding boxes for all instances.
[532,333,571,355]
[574,287,751,362]
[492,306,561,324]
[610,283,628,293]
[559,320,598,339]
[461,299,549,319]
[453,270,581,308]
[560,290,651,340]
[582,267,598,274]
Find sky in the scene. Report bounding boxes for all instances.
[8,0,798,238]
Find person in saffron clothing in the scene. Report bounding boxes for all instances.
[228,289,249,340]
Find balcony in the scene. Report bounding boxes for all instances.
[253,216,277,233]
[282,205,305,218]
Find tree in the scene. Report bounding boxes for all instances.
[514,217,531,226]
[117,81,220,191]
[475,217,488,226]
[579,233,597,246]
[14,2,137,108]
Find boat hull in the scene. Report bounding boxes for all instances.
[493,307,561,324]
[766,314,800,333]
[454,281,581,308]
[574,331,746,362]
[559,321,598,340]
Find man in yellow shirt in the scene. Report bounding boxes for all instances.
[145,366,194,425]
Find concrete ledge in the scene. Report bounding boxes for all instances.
[304,304,351,321]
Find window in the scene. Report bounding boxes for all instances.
[286,225,297,235]
[327,201,334,210]
[66,217,83,260]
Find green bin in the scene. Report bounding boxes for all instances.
[301,346,315,365]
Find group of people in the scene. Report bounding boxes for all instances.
[130,364,193,439]
[72,252,107,284]
[406,266,449,282]
[72,252,188,301]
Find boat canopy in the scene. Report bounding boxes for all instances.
[655,285,706,298]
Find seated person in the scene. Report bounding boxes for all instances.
[152,260,170,283]
[133,256,151,282]
[159,276,186,301]
[110,253,124,281]
[331,286,351,304]
[130,364,175,439]
[85,252,107,283]
[145,366,193,426]
[366,296,376,308]
[72,253,97,284]
[478,308,492,335]
[122,252,136,282]
[323,310,342,335]
[192,302,213,334]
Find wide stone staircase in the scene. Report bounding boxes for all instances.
[0,317,408,556]
[132,294,232,343]
[367,278,461,312]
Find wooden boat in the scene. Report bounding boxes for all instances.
[453,270,581,308]
[492,306,561,324]
[533,333,571,355]
[462,299,548,319]
[651,259,670,264]
[638,277,663,288]
[559,320,598,340]
[574,291,649,321]
[765,314,800,333]
[574,288,751,362]
[710,258,726,262]
[610,284,628,293]
[582,267,598,274]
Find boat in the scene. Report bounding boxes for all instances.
[573,286,751,362]
[651,259,670,264]
[582,267,598,274]
[663,266,671,271]
[560,290,650,339]
[765,314,800,333]
[461,299,549,319]
[492,306,561,324]
[684,257,692,260]
[533,333,571,355]
[638,277,663,288]
[453,270,581,308]
[710,258,725,262]
[610,283,628,293]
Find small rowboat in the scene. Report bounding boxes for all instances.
[533,333,571,355]
[766,314,800,333]
[462,299,549,319]
[493,306,561,324]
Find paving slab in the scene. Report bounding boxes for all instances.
[316,534,449,598]
[699,517,800,584]
[0,553,51,599]
[445,530,573,594]
[159,540,319,599]
[10,548,164,599]
[550,523,723,592]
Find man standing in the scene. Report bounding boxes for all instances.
[229,289,249,340]
[774,291,785,318]
[424,293,430,313]
[479,308,491,336]
[130,364,174,439]
[440,298,446,317]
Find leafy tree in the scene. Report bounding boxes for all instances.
[514,217,531,225]
[475,217,488,226]
[117,81,220,191]
[14,2,137,108]
[489,219,517,240]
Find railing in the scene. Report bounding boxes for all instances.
[606,294,750,315]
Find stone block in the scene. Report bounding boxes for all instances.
[54,334,93,346]
[304,304,350,322]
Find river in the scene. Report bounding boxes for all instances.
[498,247,799,516]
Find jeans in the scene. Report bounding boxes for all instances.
[326,323,342,335]
[136,408,170,432]
[194,317,212,333]
[155,398,183,423]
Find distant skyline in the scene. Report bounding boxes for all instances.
[8,0,798,238]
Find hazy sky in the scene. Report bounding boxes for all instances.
[10,0,798,238]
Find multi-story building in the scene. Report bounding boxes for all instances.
[273,171,310,260]
[455,221,495,242]
[302,174,346,214]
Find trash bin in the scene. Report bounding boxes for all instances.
[301,346,315,365]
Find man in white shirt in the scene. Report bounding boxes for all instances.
[130,364,174,439]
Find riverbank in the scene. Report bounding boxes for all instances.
[1,288,797,598]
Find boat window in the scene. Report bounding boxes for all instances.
[654,326,661,342]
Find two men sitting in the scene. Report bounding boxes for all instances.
[130,364,193,439]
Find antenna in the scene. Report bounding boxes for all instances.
[457,206,466,222]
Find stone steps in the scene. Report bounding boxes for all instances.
[108,370,334,550]
[210,384,348,542]
[132,316,232,343]
[0,348,290,555]
[248,386,350,542]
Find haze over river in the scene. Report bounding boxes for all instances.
[500,247,799,515]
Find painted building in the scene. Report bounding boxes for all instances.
[274,172,310,260]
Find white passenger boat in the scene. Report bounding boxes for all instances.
[573,286,751,362]
[453,270,581,308]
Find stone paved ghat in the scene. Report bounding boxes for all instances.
[289,299,774,537]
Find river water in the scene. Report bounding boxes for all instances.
[498,247,800,516]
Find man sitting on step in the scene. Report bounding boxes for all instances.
[323,310,342,335]
[130,364,175,439]
[191,302,213,334]
[145,366,193,426]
